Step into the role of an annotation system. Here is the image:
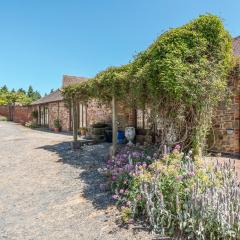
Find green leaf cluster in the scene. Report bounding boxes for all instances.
[62,15,234,154]
[0,85,41,105]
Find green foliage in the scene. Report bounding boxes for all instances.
[62,15,234,155]
[0,85,41,106]
[54,118,61,128]
[31,110,38,119]
[110,147,240,239]
[25,121,38,128]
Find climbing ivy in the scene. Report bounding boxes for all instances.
[62,15,234,156]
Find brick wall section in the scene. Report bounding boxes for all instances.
[87,100,112,126]
[86,100,135,130]
[48,102,58,130]
[0,105,33,124]
[0,105,10,119]
[59,101,71,131]
[47,102,70,131]
[212,75,240,155]
[13,106,33,124]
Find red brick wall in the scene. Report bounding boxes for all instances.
[13,106,33,124]
[0,105,33,124]
[48,102,70,131]
[87,100,112,126]
[0,105,10,119]
[86,100,135,130]
[212,75,240,155]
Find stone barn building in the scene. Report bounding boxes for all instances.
[1,39,240,156]
[211,37,240,156]
[31,75,135,132]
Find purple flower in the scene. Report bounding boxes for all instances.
[132,151,141,158]
[112,194,119,200]
[142,162,147,168]
[187,172,195,177]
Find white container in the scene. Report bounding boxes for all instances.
[125,127,136,146]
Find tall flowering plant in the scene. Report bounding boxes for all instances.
[108,144,240,239]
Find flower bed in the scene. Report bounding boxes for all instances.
[107,145,240,239]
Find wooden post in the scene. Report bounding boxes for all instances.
[112,95,117,156]
[72,99,78,142]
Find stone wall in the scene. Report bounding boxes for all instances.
[48,102,70,131]
[0,105,33,124]
[212,75,240,155]
[0,105,10,119]
[86,100,135,129]
[86,101,112,126]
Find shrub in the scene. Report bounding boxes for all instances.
[109,146,240,239]
[0,115,7,121]
[53,118,61,128]
[31,110,38,119]
[25,121,38,128]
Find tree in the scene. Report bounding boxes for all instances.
[0,85,8,93]
[17,88,26,94]
[27,85,34,98]
[33,90,41,101]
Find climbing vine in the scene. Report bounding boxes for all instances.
[62,14,234,156]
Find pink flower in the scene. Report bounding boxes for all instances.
[136,194,142,200]
[174,144,181,151]
[176,175,183,181]
[128,219,134,224]
[112,176,117,181]
[124,189,129,194]
[126,201,131,206]
[119,189,124,194]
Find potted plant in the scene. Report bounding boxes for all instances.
[53,118,62,132]
[79,127,88,136]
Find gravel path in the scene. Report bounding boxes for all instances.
[0,121,151,240]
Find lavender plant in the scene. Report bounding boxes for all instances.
[109,146,240,239]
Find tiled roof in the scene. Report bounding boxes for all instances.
[31,89,63,105]
[233,36,240,57]
[62,75,88,87]
[32,75,89,105]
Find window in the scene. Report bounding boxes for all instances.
[136,108,150,129]
[70,103,87,129]
[39,105,49,126]
[79,103,87,128]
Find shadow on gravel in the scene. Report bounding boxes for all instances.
[31,127,72,136]
[37,142,113,210]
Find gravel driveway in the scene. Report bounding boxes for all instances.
[0,121,151,240]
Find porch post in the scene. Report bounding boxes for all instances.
[112,95,117,156]
[72,99,78,142]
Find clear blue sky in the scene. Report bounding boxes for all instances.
[0,0,239,95]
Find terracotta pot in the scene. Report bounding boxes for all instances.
[53,127,61,132]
